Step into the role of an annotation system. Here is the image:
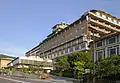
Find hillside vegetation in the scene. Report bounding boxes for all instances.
[0,54,16,59]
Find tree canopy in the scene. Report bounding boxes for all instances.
[95,55,120,79]
[53,52,92,79]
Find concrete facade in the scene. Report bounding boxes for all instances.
[25,10,120,61]
[0,58,13,68]
[7,56,53,72]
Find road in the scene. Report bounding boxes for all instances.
[0,75,70,83]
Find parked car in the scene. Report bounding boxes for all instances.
[40,73,48,79]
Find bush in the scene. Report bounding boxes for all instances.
[63,70,73,78]
[57,72,63,76]
[50,70,63,76]
[96,55,120,79]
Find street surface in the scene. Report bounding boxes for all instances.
[0,75,72,83]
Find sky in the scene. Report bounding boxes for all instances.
[0,0,120,57]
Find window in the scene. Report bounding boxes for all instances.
[100,13,102,17]
[117,35,119,42]
[109,48,116,55]
[96,41,102,47]
[111,18,114,22]
[98,51,103,59]
[70,47,73,52]
[81,43,85,49]
[96,50,105,61]
[65,49,68,53]
[106,16,108,19]
[75,45,79,50]
[117,21,119,24]
[109,46,119,56]
[79,37,83,43]
[108,37,116,44]
[81,26,86,34]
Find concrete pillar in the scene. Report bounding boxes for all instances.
[119,35,120,55]
[104,39,108,58]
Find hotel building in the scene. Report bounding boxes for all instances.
[25,10,120,61]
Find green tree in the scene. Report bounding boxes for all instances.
[68,52,92,79]
[28,65,34,73]
[6,68,10,73]
[1,68,5,73]
[95,55,120,79]
[54,55,70,72]
[22,65,28,73]
[12,68,15,73]
[35,61,44,75]
[52,52,92,78]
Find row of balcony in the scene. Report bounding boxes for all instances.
[88,12,120,27]
[89,18,120,33]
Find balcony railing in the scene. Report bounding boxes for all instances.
[88,12,120,27]
[89,18,120,32]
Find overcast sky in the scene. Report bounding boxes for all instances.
[0,0,120,57]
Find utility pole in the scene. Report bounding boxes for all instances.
[93,30,95,83]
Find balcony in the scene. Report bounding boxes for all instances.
[88,31,100,38]
[89,24,110,34]
[89,18,120,32]
[88,12,120,27]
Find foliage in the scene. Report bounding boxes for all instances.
[62,70,73,78]
[50,70,63,76]
[0,54,16,59]
[6,68,10,73]
[52,52,92,79]
[12,68,15,72]
[54,55,70,72]
[22,65,28,73]
[28,65,34,73]
[95,55,120,79]
[1,68,5,72]
[28,63,44,75]
[68,52,92,79]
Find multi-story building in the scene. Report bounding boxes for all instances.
[0,58,14,68]
[25,10,120,61]
[7,56,53,73]
[90,33,120,62]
